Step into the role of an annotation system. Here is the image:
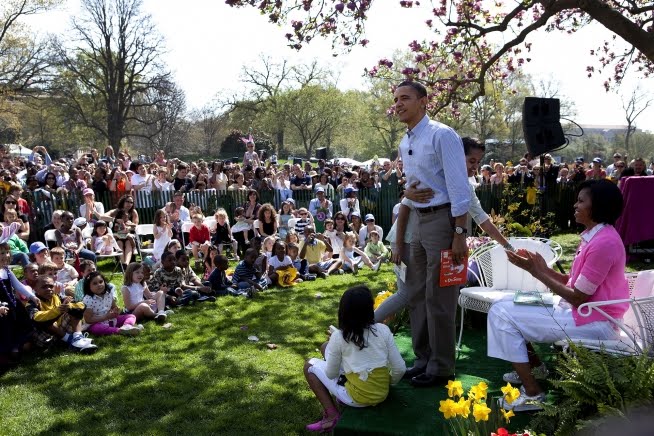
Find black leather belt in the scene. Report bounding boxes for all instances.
[416,203,450,214]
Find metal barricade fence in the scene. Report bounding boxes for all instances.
[27,182,578,242]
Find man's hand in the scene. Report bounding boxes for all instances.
[0,306,9,317]
[451,235,467,265]
[405,181,435,203]
[391,244,403,265]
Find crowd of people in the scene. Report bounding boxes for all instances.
[0,94,650,432]
[471,151,653,189]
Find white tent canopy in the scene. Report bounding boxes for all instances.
[5,144,33,157]
[360,157,391,168]
[330,157,362,167]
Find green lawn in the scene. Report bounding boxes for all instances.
[0,233,649,435]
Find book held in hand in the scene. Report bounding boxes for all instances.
[439,249,468,287]
[513,290,555,306]
[394,262,407,283]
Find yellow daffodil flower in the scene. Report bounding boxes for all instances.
[501,408,515,423]
[501,383,521,404]
[469,382,488,401]
[472,402,491,422]
[455,397,471,418]
[439,399,458,419]
[446,380,463,398]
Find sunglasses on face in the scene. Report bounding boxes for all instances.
[5,201,15,204]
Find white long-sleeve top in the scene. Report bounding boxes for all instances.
[325,323,406,384]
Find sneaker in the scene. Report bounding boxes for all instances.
[198,295,217,303]
[154,312,167,323]
[246,287,255,299]
[499,385,545,412]
[372,260,381,272]
[336,269,345,275]
[503,363,549,384]
[70,336,98,354]
[164,309,175,316]
[119,325,141,336]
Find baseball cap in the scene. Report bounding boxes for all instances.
[315,187,325,193]
[575,157,585,163]
[613,153,622,158]
[83,188,94,196]
[74,217,87,227]
[29,242,48,255]
[365,214,375,222]
[592,157,602,164]
[350,211,361,218]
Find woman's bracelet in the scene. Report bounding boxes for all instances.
[503,242,516,252]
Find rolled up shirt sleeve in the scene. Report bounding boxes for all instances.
[572,244,612,295]
[438,129,470,217]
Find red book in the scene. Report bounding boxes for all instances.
[439,249,468,287]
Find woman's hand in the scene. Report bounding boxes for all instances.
[506,249,548,277]
[404,181,434,203]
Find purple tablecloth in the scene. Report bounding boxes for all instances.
[616,176,654,246]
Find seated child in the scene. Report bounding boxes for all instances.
[50,247,79,296]
[231,248,267,298]
[91,220,118,255]
[202,245,219,281]
[175,250,215,302]
[39,261,67,300]
[19,263,40,303]
[26,276,98,353]
[303,285,406,432]
[121,263,168,323]
[363,230,389,264]
[268,240,302,287]
[285,229,300,245]
[287,242,311,280]
[73,260,97,302]
[207,254,237,296]
[340,232,380,275]
[166,239,182,256]
[230,207,252,249]
[299,226,342,278]
[149,251,200,307]
[83,271,142,336]
[189,213,211,266]
[251,237,270,286]
[323,219,343,259]
[29,242,51,265]
[262,236,275,259]
[212,209,239,260]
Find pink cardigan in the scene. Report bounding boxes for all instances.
[568,225,629,326]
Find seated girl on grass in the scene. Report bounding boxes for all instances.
[303,285,406,432]
[339,232,380,275]
[121,262,168,324]
[83,271,142,336]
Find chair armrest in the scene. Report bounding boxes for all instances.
[577,298,633,318]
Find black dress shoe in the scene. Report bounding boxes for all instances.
[410,373,455,388]
[403,366,426,379]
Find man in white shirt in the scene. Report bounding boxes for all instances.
[393,81,470,387]
[173,192,191,222]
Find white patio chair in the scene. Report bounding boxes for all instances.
[44,229,58,249]
[203,217,217,233]
[181,221,194,250]
[556,270,654,356]
[457,237,562,352]
[134,224,155,259]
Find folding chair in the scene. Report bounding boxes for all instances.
[134,224,155,260]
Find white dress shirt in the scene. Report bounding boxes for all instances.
[398,115,470,217]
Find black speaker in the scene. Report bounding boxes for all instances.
[258,149,267,160]
[316,147,327,160]
[522,97,566,156]
[231,157,239,164]
[293,157,303,166]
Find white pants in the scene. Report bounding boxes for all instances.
[307,358,366,408]
[487,298,619,363]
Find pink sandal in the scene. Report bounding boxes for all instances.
[305,411,341,433]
